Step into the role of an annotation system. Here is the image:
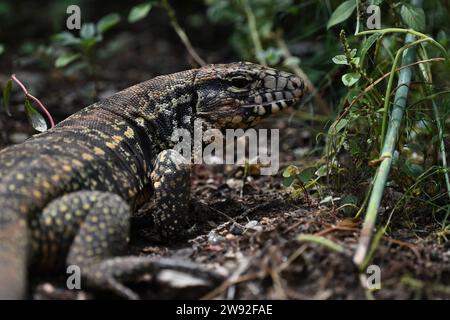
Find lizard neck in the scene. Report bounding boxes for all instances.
[53,68,199,203]
[103,69,198,153]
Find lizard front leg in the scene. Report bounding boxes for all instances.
[150,149,191,239]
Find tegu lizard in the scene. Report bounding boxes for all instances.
[0,62,305,299]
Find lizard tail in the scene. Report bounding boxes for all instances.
[0,206,28,299]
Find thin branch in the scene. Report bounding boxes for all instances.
[274,30,330,114]
[242,0,266,66]
[161,0,206,67]
[11,74,55,128]
[380,37,431,148]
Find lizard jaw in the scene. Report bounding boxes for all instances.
[242,97,299,116]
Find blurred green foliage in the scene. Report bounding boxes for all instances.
[52,13,121,72]
[206,0,293,61]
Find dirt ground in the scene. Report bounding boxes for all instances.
[1,7,450,300]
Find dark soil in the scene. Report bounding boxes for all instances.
[1,4,449,300]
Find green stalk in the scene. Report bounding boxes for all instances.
[354,0,361,35]
[353,0,423,267]
[380,37,432,147]
[242,0,266,66]
[161,0,206,66]
[297,234,345,254]
[417,46,450,227]
[434,99,450,227]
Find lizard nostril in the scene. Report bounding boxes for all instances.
[288,76,304,98]
[290,76,301,88]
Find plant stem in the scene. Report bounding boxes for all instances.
[297,234,345,254]
[353,0,423,267]
[380,37,431,147]
[355,0,360,35]
[83,46,98,100]
[274,30,329,114]
[434,99,450,227]
[242,0,266,66]
[161,0,206,66]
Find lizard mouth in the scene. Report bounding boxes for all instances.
[242,98,299,116]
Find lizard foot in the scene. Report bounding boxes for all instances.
[77,255,222,299]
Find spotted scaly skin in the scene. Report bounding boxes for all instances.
[0,62,306,299]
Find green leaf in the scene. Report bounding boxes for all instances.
[55,52,81,68]
[297,168,315,183]
[315,164,329,177]
[342,72,361,87]
[0,44,4,55]
[359,33,380,65]
[128,3,152,23]
[400,4,425,31]
[283,56,301,68]
[257,48,283,66]
[340,195,359,216]
[51,32,81,46]
[334,118,348,133]
[282,175,295,187]
[283,165,300,178]
[436,30,448,47]
[81,37,98,50]
[332,54,348,65]
[24,99,47,132]
[2,79,12,116]
[80,23,96,39]
[327,0,356,29]
[351,57,360,66]
[62,61,89,75]
[206,0,237,23]
[97,13,121,34]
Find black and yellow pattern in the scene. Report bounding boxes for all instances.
[0,62,305,299]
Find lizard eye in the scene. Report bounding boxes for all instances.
[230,76,251,89]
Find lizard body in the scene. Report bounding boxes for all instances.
[0,62,305,299]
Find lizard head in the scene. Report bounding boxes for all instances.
[193,61,306,129]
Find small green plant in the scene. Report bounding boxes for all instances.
[282,164,317,199]
[51,13,121,86]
